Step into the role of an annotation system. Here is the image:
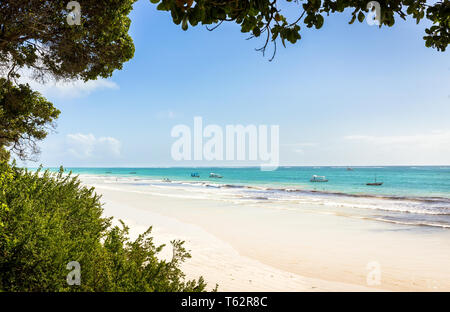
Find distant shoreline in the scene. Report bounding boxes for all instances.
[32,166,450,199]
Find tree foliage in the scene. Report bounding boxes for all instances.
[0,0,136,83]
[0,0,137,160]
[0,79,60,161]
[0,162,211,292]
[150,0,449,59]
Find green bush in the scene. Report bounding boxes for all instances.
[0,162,211,292]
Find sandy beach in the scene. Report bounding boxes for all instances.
[80,174,450,292]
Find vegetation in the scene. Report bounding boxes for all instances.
[0,1,213,292]
[0,0,136,83]
[1,1,448,159]
[0,0,445,292]
[0,0,137,161]
[150,0,449,59]
[0,162,210,292]
[0,79,60,161]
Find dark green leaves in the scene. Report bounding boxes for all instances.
[0,79,60,161]
[0,0,137,82]
[149,0,449,57]
[0,163,212,292]
[182,16,188,30]
[315,14,324,29]
[358,11,365,23]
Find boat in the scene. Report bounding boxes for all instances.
[191,172,200,178]
[209,173,223,178]
[347,167,353,171]
[366,175,383,186]
[310,175,328,182]
[162,178,171,182]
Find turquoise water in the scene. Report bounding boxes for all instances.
[42,166,450,229]
[52,166,450,199]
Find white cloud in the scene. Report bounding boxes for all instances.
[340,130,450,165]
[283,142,318,147]
[66,133,121,160]
[156,110,177,119]
[18,69,118,99]
[343,130,450,148]
[31,79,118,99]
[282,142,318,155]
[279,131,450,166]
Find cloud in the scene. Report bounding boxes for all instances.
[282,142,318,155]
[66,133,121,160]
[31,79,118,99]
[340,130,450,165]
[18,69,118,99]
[343,130,450,149]
[156,110,177,119]
[283,142,318,147]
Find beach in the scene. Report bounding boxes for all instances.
[78,173,450,292]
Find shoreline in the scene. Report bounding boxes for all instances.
[39,166,450,200]
[68,172,450,229]
[80,174,450,291]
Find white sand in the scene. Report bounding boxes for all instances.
[80,175,450,291]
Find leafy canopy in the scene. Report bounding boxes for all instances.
[0,0,136,82]
[0,79,60,161]
[0,0,137,160]
[150,0,449,59]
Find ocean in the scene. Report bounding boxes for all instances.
[46,166,450,229]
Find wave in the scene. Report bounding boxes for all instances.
[150,180,450,216]
[78,174,450,229]
[93,173,449,199]
[264,186,450,204]
[361,216,450,229]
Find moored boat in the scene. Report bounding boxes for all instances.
[367,175,383,186]
[310,175,328,182]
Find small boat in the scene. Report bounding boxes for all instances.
[209,173,223,178]
[129,172,137,174]
[162,178,171,182]
[347,167,353,171]
[310,175,328,182]
[367,175,383,186]
[191,173,200,178]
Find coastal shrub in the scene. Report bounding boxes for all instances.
[0,162,210,292]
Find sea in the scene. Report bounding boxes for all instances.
[45,166,450,230]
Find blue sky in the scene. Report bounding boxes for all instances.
[20,0,450,167]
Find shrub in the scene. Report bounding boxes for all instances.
[0,162,210,292]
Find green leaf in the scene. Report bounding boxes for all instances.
[315,15,324,29]
[358,11,365,23]
[182,17,188,31]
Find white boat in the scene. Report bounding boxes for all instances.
[310,175,328,182]
[209,173,223,178]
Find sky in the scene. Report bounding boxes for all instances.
[19,0,450,167]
